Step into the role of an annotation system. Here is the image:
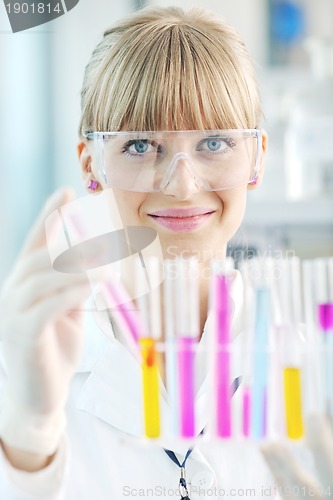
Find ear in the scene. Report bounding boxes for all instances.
[247,130,268,191]
[77,140,102,193]
[77,140,92,177]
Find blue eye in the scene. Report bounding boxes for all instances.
[122,139,162,157]
[206,138,224,151]
[133,140,148,153]
[197,136,236,154]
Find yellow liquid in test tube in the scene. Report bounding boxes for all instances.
[283,367,304,439]
[140,338,161,438]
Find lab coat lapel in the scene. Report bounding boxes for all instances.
[77,338,144,437]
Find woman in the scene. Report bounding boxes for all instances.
[0,6,330,500]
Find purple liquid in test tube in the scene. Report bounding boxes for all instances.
[174,258,199,439]
[215,273,232,438]
[178,337,196,438]
[318,304,333,331]
[315,259,333,417]
[318,302,333,416]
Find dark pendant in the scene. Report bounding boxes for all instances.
[179,476,190,499]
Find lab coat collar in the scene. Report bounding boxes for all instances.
[76,270,244,455]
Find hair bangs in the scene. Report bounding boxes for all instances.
[104,25,250,132]
[79,7,262,136]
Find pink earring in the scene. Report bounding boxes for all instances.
[88,179,99,191]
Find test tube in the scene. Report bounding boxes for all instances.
[302,260,325,415]
[212,259,234,438]
[239,260,254,438]
[103,281,140,343]
[163,260,179,437]
[278,257,304,440]
[56,202,141,357]
[136,257,161,439]
[329,258,333,304]
[327,258,333,416]
[249,259,271,440]
[174,258,199,439]
[314,258,333,417]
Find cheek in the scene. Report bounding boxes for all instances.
[111,189,147,225]
[217,187,247,211]
[217,187,247,230]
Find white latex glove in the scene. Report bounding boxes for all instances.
[261,414,333,500]
[0,188,91,455]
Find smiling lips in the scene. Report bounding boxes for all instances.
[148,207,215,232]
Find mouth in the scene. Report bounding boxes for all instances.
[147,207,216,232]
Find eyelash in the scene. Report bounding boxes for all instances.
[121,139,162,157]
[197,137,236,152]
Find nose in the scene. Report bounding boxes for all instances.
[160,153,202,200]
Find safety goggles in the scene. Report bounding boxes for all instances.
[84,129,262,192]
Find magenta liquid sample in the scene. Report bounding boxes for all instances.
[177,336,196,438]
[215,274,232,438]
[318,303,333,331]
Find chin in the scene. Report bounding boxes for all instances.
[162,238,223,263]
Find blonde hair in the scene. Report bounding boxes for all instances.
[79,6,262,135]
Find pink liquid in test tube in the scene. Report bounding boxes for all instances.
[174,258,199,439]
[215,274,232,438]
[318,304,333,331]
[178,337,196,438]
[104,282,139,343]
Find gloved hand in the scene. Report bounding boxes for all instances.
[0,188,90,456]
[261,414,333,500]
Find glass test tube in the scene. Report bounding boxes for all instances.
[274,258,304,440]
[212,259,234,438]
[239,260,254,438]
[174,258,199,439]
[136,257,161,439]
[302,260,325,415]
[164,260,179,437]
[249,259,271,440]
[314,258,333,417]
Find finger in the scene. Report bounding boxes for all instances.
[19,187,75,257]
[306,414,333,493]
[55,314,86,365]
[34,283,91,328]
[16,271,90,311]
[260,441,323,500]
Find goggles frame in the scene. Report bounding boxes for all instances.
[83,129,262,192]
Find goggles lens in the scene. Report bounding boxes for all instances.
[86,129,262,192]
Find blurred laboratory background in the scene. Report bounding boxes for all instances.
[0,0,333,282]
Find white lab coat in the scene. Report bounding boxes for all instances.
[0,272,279,499]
